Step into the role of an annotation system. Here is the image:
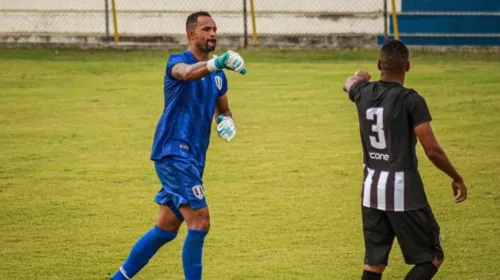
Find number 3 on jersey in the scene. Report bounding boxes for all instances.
[366,107,386,149]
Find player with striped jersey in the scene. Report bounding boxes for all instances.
[343,40,468,280]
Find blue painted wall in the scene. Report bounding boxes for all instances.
[403,0,500,12]
[378,0,500,46]
[392,15,500,34]
[378,36,500,47]
[402,0,500,12]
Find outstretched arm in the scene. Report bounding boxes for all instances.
[343,70,371,93]
[171,51,248,81]
[414,122,468,203]
[171,62,211,81]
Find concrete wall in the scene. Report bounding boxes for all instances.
[0,0,395,35]
[4,1,496,48]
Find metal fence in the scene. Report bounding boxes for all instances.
[1,1,498,48]
[0,0,387,37]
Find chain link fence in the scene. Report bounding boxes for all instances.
[0,0,387,37]
[252,0,386,35]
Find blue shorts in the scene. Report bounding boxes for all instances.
[154,156,207,221]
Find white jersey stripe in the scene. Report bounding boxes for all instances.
[394,171,405,211]
[363,168,375,208]
[377,171,389,210]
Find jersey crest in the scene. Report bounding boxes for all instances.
[215,76,223,90]
[192,185,205,200]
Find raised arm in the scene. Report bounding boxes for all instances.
[414,122,468,203]
[171,51,248,81]
[343,70,371,93]
[171,62,211,81]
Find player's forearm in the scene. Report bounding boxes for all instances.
[354,70,371,81]
[426,147,463,182]
[343,71,371,93]
[174,62,211,81]
[220,110,232,118]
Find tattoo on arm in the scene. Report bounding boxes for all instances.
[171,62,210,81]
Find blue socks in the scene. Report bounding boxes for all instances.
[112,226,177,280]
[112,227,208,280]
[182,229,208,280]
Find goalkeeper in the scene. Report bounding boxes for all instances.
[110,11,246,280]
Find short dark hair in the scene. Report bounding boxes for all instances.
[186,11,211,31]
[379,40,409,73]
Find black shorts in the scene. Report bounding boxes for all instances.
[362,206,444,265]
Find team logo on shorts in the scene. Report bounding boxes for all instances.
[215,76,223,90]
[192,185,205,200]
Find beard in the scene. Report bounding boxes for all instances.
[205,39,217,52]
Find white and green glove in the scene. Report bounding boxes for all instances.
[207,51,247,75]
[216,114,236,142]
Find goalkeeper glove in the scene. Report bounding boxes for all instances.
[207,51,247,74]
[216,114,236,142]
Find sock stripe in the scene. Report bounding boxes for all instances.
[119,267,131,280]
[112,226,178,280]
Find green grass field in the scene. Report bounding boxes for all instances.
[1,48,499,280]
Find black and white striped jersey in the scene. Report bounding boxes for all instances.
[349,80,432,211]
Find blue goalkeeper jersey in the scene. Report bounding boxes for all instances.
[150,50,228,167]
